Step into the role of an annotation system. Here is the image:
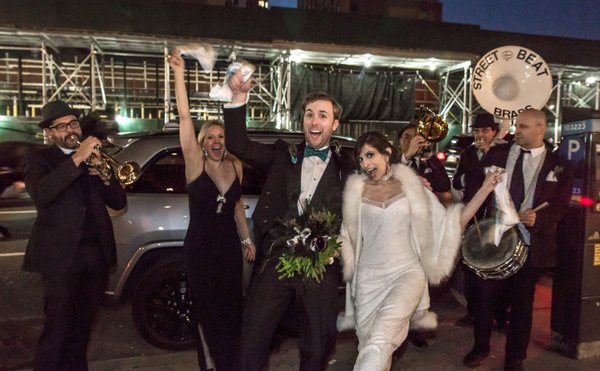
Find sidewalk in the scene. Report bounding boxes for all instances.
[17,277,600,371]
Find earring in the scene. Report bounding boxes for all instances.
[223,150,228,160]
[202,148,208,159]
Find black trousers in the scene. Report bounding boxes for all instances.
[241,258,341,371]
[463,264,510,324]
[33,244,108,371]
[471,259,544,361]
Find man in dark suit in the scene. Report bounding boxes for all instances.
[453,113,501,219]
[398,122,451,204]
[23,100,127,370]
[463,109,573,371]
[452,112,509,329]
[225,72,354,370]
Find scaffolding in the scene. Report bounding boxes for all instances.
[0,34,284,127]
[0,27,598,139]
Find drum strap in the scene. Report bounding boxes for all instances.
[517,149,546,245]
[520,149,546,212]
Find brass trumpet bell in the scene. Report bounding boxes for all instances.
[416,105,448,143]
[109,159,141,185]
[70,135,140,185]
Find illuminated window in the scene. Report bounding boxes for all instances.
[258,0,269,8]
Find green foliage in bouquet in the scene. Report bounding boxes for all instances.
[274,207,342,283]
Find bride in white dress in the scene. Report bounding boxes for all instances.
[338,131,500,370]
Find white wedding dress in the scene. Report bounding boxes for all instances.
[353,193,429,371]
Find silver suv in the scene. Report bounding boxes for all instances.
[104,129,356,350]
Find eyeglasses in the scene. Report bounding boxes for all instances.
[48,120,81,132]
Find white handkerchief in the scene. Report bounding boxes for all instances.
[484,166,520,245]
[209,61,256,102]
[178,44,216,72]
[546,170,558,182]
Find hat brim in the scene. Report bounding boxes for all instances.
[39,109,81,128]
[469,123,499,129]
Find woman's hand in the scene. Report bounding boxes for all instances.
[482,169,504,193]
[242,240,256,262]
[167,50,184,74]
[460,169,504,228]
[418,176,433,192]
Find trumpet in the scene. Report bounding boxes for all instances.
[415,105,448,156]
[70,135,140,185]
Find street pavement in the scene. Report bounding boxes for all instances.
[10,276,600,371]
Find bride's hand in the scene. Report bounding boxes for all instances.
[418,176,432,192]
[482,169,504,192]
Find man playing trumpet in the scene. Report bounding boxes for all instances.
[23,100,127,370]
[452,113,509,330]
[453,112,505,209]
[398,121,451,205]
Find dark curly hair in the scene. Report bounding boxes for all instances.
[354,131,400,167]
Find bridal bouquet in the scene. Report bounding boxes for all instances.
[274,207,341,283]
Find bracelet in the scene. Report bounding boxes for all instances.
[241,238,252,246]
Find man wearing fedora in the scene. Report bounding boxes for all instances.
[453,112,503,221]
[452,112,510,330]
[23,100,127,370]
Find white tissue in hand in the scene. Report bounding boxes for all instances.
[209,61,256,102]
[209,84,233,102]
[227,61,255,82]
[485,165,520,245]
[178,43,216,71]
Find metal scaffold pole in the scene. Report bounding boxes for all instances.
[164,45,170,125]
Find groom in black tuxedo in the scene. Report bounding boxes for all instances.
[225,72,354,370]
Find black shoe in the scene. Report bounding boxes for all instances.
[463,349,490,368]
[407,331,429,348]
[455,314,474,327]
[393,339,409,360]
[504,358,524,371]
[0,225,12,240]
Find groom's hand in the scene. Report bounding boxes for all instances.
[229,70,252,105]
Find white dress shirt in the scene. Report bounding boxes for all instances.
[298,145,331,214]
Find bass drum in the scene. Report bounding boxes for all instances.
[461,218,528,280]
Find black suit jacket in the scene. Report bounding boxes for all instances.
[452,145,491,220]
[224,105,354,252]
[22,145,127,275]
[482,143,573,268]
[410,155,450,193]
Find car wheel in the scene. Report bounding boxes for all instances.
[132,260,197,350]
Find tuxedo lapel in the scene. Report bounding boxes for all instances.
[285,142,304,206]
[533,153,557,206]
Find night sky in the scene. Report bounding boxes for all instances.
[269,0,600,41]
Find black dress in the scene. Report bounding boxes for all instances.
[184,166,243,371]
